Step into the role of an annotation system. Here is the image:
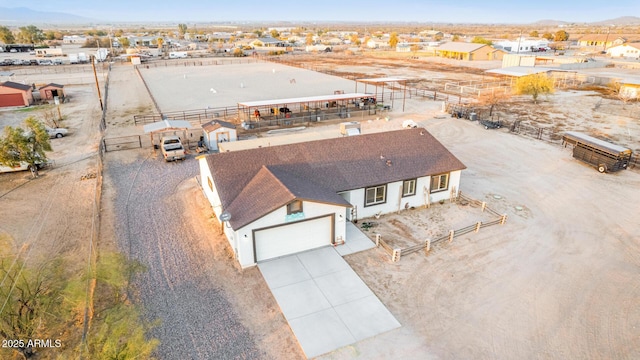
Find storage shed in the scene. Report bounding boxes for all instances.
[201,119,237,151]
[0,81,33,107]
[39,83,65,101]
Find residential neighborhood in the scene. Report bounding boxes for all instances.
[1,3,640,360]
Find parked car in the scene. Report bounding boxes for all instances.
[160,135,186,161]
[52,58,64,65]
[46,126,68,138]
[29,59,39,66]
[38,59,53,65]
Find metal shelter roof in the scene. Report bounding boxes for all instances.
[143,119,193,133]
[485,66,556,77]
[237,93,373,108]
[356,77,408,83]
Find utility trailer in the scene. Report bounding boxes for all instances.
[562,131,632,173]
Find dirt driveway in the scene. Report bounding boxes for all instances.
[321,116,640,359]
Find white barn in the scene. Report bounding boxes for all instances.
[201,119,237,151]
[198,128,466,268]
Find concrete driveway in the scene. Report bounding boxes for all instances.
[258,246,400,358]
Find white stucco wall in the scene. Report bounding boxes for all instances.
[342,171,462,220]
[234,201,348,268]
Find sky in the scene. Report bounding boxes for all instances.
[0,0,639,24]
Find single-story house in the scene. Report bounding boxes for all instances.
[0,81,34,107]
[62,35,87,44]
[201,119,237,151]
[435,42,506,61]
[38,83,65,101]
[250,37,287,48]
[606,43,640,59]
[198,128,466,268]
[577,35,626,49]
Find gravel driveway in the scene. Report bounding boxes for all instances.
[105,151,262,359]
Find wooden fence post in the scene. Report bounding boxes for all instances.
[375,233,381,247]
[392,249,401,262]
[501,214,507,225]
[475,221,481,233]
[425,239,431,253]
[449,230,454,243]
[481,201,486,212]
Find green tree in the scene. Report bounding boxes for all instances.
[350,33,360,45]
[452,34,461,42]
[529,30,539,37]
[0,25,16,44]
[542,32,553,40]
[514,73,555,104]
[471,36,492,45]
[253,29,263,37]
[389,32,399,48]
[17,25,44,44]
[177,23,187,38]
[554,30,569,41]
[0,117,51,178]
[118,37,130,48]
[270,29,280,38]
[0,256,67,359]
[410,44,421,57]
[305,33,314,46]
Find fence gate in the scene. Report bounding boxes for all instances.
[103,135,143,152]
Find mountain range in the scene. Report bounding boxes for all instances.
[1,7,639,26]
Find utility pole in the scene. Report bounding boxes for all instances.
[516,30,523,54]
[603,27,610,53]
[91,55,104,111]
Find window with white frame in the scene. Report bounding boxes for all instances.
[365,185,386,206]
[402,179,416,197]
[287,200,303,214]
[430,173,449,193]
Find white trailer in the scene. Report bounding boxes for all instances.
[169,51,188,59]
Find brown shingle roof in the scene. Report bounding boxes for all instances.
[225,166,351,228]
[38,83,64,90]
[0,81,31,91]
[206,128,466,228]
[202,119,236,132]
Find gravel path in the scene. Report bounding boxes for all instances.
[105,152,263,359]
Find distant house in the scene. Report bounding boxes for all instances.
[38,83,65,101]
[198,128,465,268]
[435,42,506,61]
[201,120,237,151]
[606,43,640,59]
[577,35,626,49]
[419,30,444,38]
[62,35,87,44]
[0,81,33,107]
[250,37,287,48]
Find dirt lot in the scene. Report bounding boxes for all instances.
[2,53,639,359]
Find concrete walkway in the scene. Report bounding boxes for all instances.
[258,246,400,358]
[334,222,376,256]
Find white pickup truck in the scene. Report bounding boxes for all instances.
[160,136,186,162]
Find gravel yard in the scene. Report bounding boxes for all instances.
[100,65,302,359]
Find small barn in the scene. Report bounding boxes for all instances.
[435,42,506,61]
[39,83,65,101]
[0,81,34,107]
[201,120,237,151]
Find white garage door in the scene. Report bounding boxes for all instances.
[254,215,333,262]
